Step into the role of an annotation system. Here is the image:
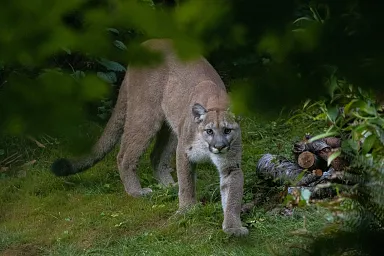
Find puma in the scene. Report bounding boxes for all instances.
[51,39,248,236]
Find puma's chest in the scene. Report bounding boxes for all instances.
[185,139,211,163]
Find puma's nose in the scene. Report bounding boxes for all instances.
[214,144,228,152]
[215,144,226,151]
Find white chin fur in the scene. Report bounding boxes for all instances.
[210,147,229,154]
[211,148,220,154]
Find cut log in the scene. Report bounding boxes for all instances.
[317,148,348,171]
[313,169,323,177]
[296,173,321,186]
[307,140,330,153]
[323,137,342,148]
[293,136,341,157]
[298,151,315,169]
[293,141,307,155]
[257,154,304,184]
[297,151,328,171]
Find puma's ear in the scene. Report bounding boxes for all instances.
[192,103,207,123]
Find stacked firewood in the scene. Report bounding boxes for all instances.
[256,134,350,200]
[293,135,347,174]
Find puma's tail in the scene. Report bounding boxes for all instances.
[51,81,127,176]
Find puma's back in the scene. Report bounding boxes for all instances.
[127,39,230,133]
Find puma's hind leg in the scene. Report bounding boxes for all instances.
[150,122,177,186]
[117,108,164,197]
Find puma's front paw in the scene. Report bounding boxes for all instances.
[140,187,153,196]
[223,226,249,237]
[175,203,197,215]
[169,203,197,221]
[127,187,153,197]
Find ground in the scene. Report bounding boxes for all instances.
[0,114,332,256]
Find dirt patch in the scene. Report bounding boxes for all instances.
[1,243,42,256]
[75,228,100,250]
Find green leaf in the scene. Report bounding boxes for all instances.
[325,213,335,222]
[98,113,108,120]
[347,139,360,152]
[294,169,307,185]
[97,72,117,84]
[313,113,327,121]
[344,99,362,114]
[308,131,338,143]
[70,70,85,80]
[371,124,384,146]
[97,58,126,72]
[61,47,71,55]
[328,74,339,99]
[106,28,119,34]
[344,99,376,116]
[293,16,314,25]
[81,75,109,100]
[300,188,312,204]
[362,134,376,154]
[113,40,127,51]
[303,99,311,109]
[361,106,377,116]
[327,106,339,123]
[327,151,341,166]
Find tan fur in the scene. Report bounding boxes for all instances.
[52,39,248,236]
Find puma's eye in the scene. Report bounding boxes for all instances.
[205,129,214,135]
[224,128,232,134]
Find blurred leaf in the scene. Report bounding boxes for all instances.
[97,58,126,72]
[125,43,164,67]
[172,38,204,61]
[327,106,339,123]
[303,99,311,109]
[258,33,291,63]
[174,0,228,36]
[62,47,71,55]
[369,124,384,146]
[300,188,312,204]
[327,151,341,166]
[97,72,117,84]
[113,40,127,51]
[70,70,85,81]
[293,17,313,25]
[309,131,338,142]
[344,99,376,116]
[362,134,376,154]
[106,28,119,34]
[81,75,109,100]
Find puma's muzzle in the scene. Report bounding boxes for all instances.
[209,136,230,154]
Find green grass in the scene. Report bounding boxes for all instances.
[0,114,332,256]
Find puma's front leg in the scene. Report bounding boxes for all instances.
[219,166,249,236]
[176,143,197,211]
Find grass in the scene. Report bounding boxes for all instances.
[0,113,332,256]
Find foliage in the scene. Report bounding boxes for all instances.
[0,0,232,140]
[225,0,384,117]
[287,82,384,255]
[1,0,384,255]
[1,0,383,132]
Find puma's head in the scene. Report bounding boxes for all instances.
[192,103,240,154]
